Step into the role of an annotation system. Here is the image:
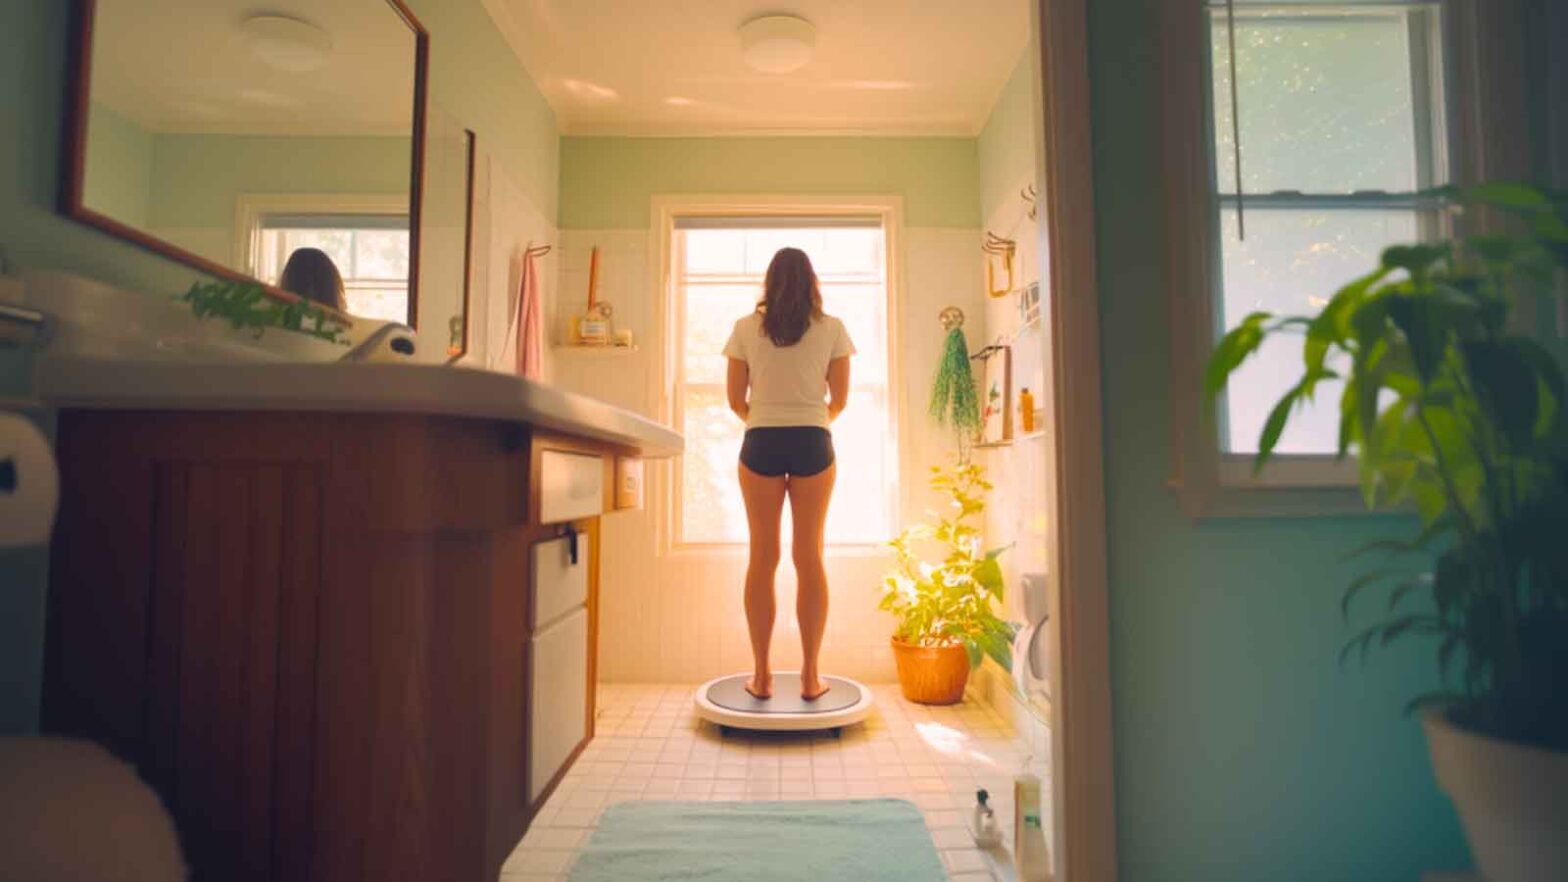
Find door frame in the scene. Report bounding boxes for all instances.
[1034,0,1119,879]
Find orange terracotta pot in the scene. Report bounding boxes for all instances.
[890,637,971,705]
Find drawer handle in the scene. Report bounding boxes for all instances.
[566,525,579,565]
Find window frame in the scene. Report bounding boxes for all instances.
[1164,0,1504,518]
[651,194,905,551]
[234,193,410,275]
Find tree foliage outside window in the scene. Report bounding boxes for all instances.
[1207,2,1447,455]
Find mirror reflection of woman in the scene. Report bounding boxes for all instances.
[278,247,346,312]
[723,247,854,702]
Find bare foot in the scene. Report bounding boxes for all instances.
[800,678,832,701]
[745,675,772,700]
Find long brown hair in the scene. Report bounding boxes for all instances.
[758,247,822,346]
[279,247,346,312]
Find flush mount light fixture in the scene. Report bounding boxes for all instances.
[240,14,333,73]
[738,14,816,74]
[562,78,621,102]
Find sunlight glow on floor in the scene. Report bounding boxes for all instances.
[915,721,1006,770]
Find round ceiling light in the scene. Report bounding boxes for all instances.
[738,15,816,74]
[241,15,333,73]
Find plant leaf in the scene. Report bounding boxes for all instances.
[1204,312,1271,403]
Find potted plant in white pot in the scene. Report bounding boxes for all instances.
[1206,184,1568,882]
[881,460,1018,704]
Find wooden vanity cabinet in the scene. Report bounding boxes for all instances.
[42,410,625,882]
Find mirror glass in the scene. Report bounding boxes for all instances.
[74,0,425,326]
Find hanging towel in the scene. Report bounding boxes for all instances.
[514,248,543,380]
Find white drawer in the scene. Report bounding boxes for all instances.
[528,606,589,804]
[538,450,604,524]
[530,533,589,631]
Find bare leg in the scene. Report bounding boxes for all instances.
[739,462,787,699]
[787,463,836,700]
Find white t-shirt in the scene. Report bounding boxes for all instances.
[722,312,856,429]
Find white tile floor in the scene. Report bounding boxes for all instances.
[502,683,1042,882]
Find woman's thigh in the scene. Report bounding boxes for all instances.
[786,463,836,553]
[738,461,788,551]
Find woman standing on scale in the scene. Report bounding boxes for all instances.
[724,247,854,702]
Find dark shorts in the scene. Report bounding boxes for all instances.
[739,427,835,478]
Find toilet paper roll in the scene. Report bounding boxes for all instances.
[0,412,59,548]
[1010,615,1049,697]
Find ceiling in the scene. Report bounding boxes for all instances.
[482,0,1032,137]
[90,0,418,136]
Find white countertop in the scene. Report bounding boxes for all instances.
[34,356,684,458]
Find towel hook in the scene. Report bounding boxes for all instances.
[982,232,1016,298]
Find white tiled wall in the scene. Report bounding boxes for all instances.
[464,153,560,378]
[976,178,1057,706]
[550,226,986,684]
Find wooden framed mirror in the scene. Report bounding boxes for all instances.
[418,109,478,361]
[60,0,430,329]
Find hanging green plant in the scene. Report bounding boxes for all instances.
[180,279,346,344]
[929,307,981,434]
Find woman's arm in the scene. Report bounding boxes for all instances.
[726,357,750,421]
[826,355,850,422]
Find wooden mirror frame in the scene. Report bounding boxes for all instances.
[58,0,431,330]
[456,128,478,360]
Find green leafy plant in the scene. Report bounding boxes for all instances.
[180,279,346,344]
[1206,183,1568,750]
[881,460,1019,670]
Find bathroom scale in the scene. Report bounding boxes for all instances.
[693,673,874,733]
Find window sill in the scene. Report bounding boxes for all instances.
[1169,451,1418,520]
[1215,454,1357,488]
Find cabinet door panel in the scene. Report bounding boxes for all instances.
[528,607,589,804]
[149,462,323,882]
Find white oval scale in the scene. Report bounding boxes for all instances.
[693,673,874,732]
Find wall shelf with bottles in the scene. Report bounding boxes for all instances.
[553,345,638,356]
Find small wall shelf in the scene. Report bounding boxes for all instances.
[553,345,639,356]
[973,430,1047,450]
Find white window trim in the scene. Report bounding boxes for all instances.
[1163,0,1534,519]
[232,192,410,279]
[648,193,906,553]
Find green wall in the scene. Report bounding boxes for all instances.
[144,133,411,266]
[148,135,411,230]
[0,0,559,734]
[1086,1,1470,879]
[83,102,154,227]
[559,136,980,229]
[977,51,1039,224]
[80,113,414,272]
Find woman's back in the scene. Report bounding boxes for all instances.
[723,312,854,429]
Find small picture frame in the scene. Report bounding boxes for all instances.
[1018,281,1041,328]
[980,345,1013,444]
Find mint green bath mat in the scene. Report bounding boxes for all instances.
[567,799,947,881]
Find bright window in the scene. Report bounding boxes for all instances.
[254,213,410,322]
[1207,2,1447,455]
[673,218,895,546]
